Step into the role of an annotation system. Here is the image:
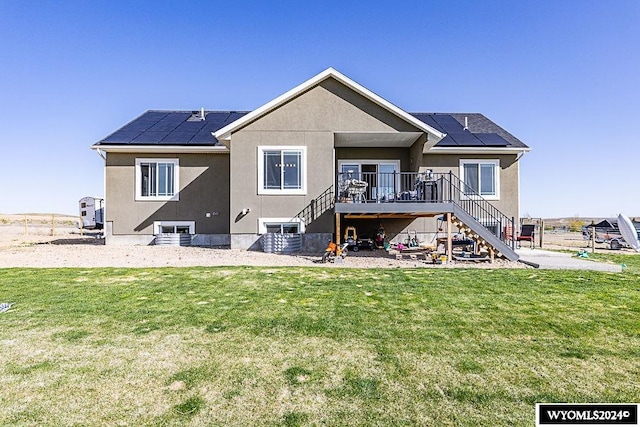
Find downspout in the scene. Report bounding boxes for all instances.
[93,146,107,240]
[515,150,525,233]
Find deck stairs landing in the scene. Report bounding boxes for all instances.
[451,208,519,261]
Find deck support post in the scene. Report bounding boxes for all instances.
[446,212,452,264]
[335,213,341,244]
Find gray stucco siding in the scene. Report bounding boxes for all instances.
[240,80,422,134]
[229,79,425,236]
[229,130,334,234]
[421,153,520,221]
[105,152,230,236]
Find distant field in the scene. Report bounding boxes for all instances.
[0,213,77,225]
[1,264,639,426]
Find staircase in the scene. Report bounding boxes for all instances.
[442,172,518,261]
[293,173,519,261]
[451,209,518,261]
[334,170,519,261]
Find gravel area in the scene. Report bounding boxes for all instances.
[1,223,635,269]
[0,225,524,269]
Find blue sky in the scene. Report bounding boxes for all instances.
[1,0,638,218]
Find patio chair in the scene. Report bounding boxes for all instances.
[516,224,535,249]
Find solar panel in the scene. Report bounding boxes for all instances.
[148,122,182,132]
[190,131,217,144]
[434,136,459,146]
[140,111,169,121]
[228,111,249,121]
[102,130,143,143]
[163,112,190,121]
[172,120,207,133]
[475,133,510,147]
[411,114,445,133]
[131,131,169,144]
[163,131,197,144]
[432,115,465,133]
[123,121,156,131]
[447,132,483,146]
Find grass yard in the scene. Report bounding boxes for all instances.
[1,262,639,426]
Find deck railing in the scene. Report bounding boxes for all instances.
[336,171,515,247]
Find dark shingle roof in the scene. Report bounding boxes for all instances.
[96,110,528,150]
[96,110,250,146]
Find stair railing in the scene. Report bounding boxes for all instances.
[335,171,515,248]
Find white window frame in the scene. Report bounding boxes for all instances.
[459,159,500,200]
[135,158,180,201]
[257,146,307,195]
[337,159,401,199]
[152,221,195,235]
[258,217,306,234]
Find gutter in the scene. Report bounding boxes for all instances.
[95,147,106,160]
[90,144,230,154]
[428,146,531,155]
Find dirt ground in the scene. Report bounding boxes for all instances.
[0,214,635,269]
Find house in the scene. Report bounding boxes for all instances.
[92,68,530,260]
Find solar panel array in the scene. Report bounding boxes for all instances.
[98,110,519,148]
[99,111,250,146]
[410,113,513,147]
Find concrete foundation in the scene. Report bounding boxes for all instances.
[231,234,263,250]
[105,222,328,253]
[105,223,232,247]
[191,234,231,247]
[302,233,333,253]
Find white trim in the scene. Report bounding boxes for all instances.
[337,159,401,171]
[135,158,180,201]
[213,68,446,142]
[152,221,195,235]
[257,146,307,195]
[429,147,530,154]
[459,159,500,200]
[258,217,306,234]
[337,159,402,196]
[92,145,229,154]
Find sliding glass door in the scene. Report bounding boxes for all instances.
[338,160,400,202]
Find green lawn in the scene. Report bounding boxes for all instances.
[1,263,639,426]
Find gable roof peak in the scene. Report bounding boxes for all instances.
[213,67,446,142]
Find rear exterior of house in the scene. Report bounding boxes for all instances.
[93,68,529,259]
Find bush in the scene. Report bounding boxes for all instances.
[568,218,585,232]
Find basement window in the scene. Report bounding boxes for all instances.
[258,218,305,234]
[153,221,195,235]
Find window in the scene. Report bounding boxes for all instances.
[153,221,195,234]
[337,160,400,201]
[258,147,306,194]
[136,158,179,201]
[460,159,499,199]
[258,218,305,234]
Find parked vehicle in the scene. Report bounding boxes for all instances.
[582,218,640,250]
